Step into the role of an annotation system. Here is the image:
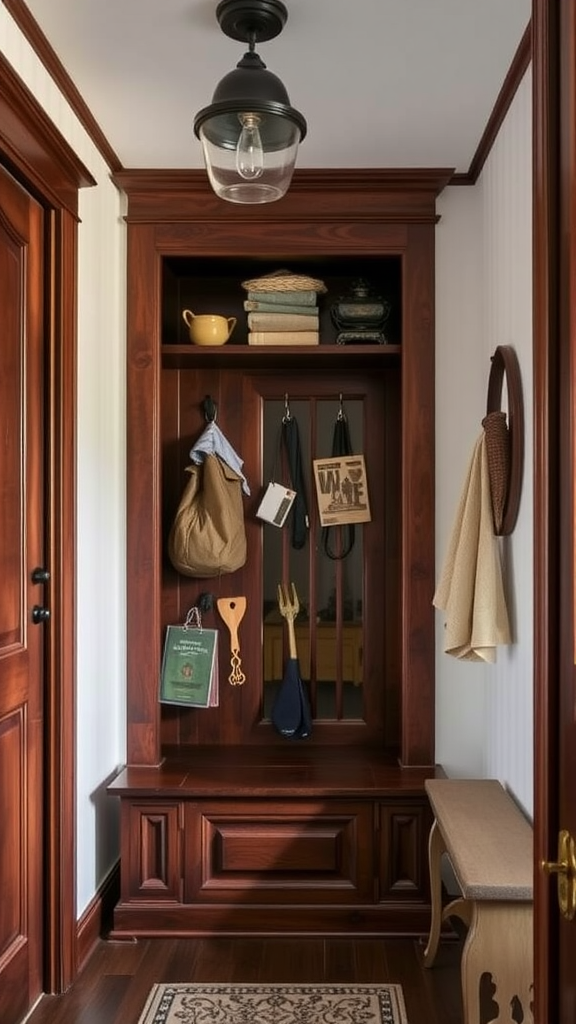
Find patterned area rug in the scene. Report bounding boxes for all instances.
[137,983,408,1024]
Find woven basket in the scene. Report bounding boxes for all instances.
[241,268,327,294]
[482,410,510,534]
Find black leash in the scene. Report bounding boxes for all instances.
[323,405,356,560]
[282,411,310,550]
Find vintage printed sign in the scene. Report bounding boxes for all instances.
[312,454,371,527]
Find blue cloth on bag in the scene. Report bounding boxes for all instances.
[190,422,250,496]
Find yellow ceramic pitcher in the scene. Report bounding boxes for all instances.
[182,309,237,346]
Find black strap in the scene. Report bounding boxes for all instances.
[281,415,310,550]
[323,412,355,560]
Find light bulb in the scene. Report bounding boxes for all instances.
[236,113,264,180]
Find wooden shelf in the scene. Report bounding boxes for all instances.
[161,343,402,369]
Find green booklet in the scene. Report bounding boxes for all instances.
[159,626,219,707]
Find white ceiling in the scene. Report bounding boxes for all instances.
[22,0,531,173]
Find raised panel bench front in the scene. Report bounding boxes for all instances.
[185,800,373,903]
[108,749,442,937]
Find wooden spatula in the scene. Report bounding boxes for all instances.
[217,596,247,685]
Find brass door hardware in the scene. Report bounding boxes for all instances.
[542,829,576,921]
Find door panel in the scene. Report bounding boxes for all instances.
[0,165,46,1024]
[534,2,576,1019]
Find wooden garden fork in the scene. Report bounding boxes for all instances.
[277,582,299,659]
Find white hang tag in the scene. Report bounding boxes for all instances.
[256,481,296,528]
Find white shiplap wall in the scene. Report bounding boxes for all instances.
[481,72,533,816]
[435,71,533,817]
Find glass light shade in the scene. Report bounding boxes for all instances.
[194,51,306,204]
[198,113,301,203]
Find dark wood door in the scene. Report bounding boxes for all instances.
[0,165,46,1023]
[557,0,576,1006]
[556,457,576,1009]
[534,2,576,1019]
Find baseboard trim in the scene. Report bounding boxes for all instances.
[76,861,120,971]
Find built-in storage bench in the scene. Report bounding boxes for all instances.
[108,746,444,936]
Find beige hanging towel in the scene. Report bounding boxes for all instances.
[433,432,511,662]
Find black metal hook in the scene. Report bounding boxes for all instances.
[203,395,217,423]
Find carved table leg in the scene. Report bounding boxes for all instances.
[461,902,533,1024]
[423,819,446,966]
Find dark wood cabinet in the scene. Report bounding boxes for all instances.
[111,752,437,936]
[108,169,450,937]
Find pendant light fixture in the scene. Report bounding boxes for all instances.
[194,0,307,204]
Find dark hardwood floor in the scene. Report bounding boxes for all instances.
[26,935,465,1024]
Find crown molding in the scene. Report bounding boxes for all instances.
[0,52,95,215]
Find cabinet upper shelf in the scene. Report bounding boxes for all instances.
[162,256,404,349]
[161,343,402,369]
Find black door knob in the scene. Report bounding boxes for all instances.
[31,567,50,584]
[32,605,50,624]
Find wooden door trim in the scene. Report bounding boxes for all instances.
[0,53,94,214]
[43,206,79,992]
[0,56,93,993]
[532,1,560,1020]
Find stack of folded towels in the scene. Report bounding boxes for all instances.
[241,270,326,346]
